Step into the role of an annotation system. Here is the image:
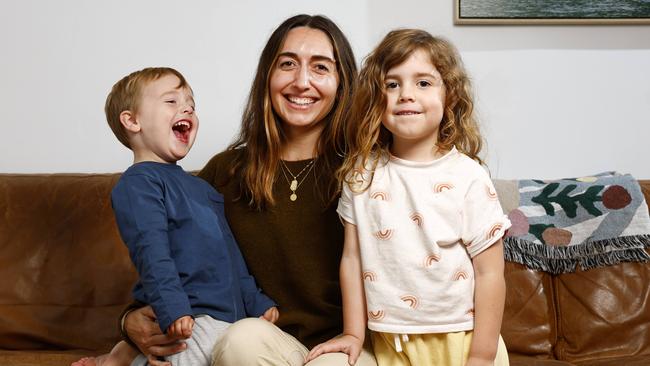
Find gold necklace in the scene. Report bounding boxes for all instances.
[280,159,315,201]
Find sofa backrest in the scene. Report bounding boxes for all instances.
[501,180,650,363]
[0,174,136,352]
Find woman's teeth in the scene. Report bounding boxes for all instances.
[288,96,315,105]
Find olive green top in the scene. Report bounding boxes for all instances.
[198,149,344,348]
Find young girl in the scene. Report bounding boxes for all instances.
[307,29,511,366]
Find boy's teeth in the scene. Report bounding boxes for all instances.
[173,121,191,132]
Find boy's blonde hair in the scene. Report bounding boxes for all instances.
[105,67,189,149]
[339,29,483,191]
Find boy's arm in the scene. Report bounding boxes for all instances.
[112,173,192,333]
[306,221,366,364]
[468,239,506,365]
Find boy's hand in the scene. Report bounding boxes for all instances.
[166,315,194,339]
[260,306,279,323]
[306,334,363,365]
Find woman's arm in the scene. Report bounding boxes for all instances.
[122,305,188,358]
[467,239,506,366]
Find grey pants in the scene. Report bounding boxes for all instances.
[130,315,230,366]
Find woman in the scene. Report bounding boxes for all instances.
[122,14,377,366]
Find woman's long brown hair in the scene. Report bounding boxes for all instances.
[228,14,357,209]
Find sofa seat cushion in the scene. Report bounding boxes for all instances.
[502,262,556,358]
[0,350,93,366]
[554,260,650,363]
[573,354,650,366]
[509,354,575,365]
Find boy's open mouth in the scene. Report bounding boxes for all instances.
[172,120,192,144]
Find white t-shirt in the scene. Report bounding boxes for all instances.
[337,147,511,334]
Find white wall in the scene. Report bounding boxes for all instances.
[1,0,649,178]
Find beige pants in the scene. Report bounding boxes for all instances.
[211,318,377,366]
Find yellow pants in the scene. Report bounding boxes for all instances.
[372,331,509,366]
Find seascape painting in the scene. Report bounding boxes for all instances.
[455,0,650,24]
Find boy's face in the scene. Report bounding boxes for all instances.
[130,74,198,164]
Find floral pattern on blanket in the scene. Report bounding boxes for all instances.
[494,172,650,274]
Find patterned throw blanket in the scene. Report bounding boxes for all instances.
[494,172,650,274]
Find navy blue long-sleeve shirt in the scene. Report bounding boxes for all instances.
[111,162,276,332]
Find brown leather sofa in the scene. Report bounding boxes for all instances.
[1,173,649,366]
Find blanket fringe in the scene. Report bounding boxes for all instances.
[504,235,650,274]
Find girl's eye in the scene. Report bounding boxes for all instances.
[385,81,398,89]
[417,80,432,88]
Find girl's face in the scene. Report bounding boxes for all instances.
[382,49,445,151]
[269,26,340,134]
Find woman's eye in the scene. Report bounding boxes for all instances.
[314,64,330,73]
[165,100,176,104]
[279,60,296,69]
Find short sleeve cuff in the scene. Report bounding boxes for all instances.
[466,216,511,258]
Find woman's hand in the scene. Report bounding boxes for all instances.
[124,306,187,359]
[306,334,363,365]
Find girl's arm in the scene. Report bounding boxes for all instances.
[467,239,506,366]
[306,221,366,365]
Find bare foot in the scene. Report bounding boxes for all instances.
[71,341,138,366]
[70,354,106,366]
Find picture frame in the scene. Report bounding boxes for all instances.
[454,0,650,25]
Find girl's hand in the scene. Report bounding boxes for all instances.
[260,306,280,323]
[124,306,187,359]
[306,334,363,365]
[465,356,494,366]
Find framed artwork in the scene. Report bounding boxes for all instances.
[454,0,650,25]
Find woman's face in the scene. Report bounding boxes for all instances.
[269,26,339,132]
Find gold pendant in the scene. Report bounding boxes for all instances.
[290,193,297,201]
[290,179,298,191]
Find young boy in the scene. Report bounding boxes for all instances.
[72,67,278,366]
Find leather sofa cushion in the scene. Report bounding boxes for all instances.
[502,262,556,358]
[555,261,650,363]
[0,174,137,351]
